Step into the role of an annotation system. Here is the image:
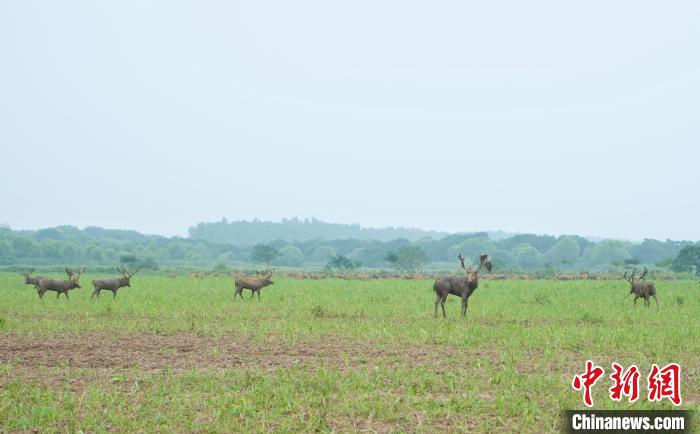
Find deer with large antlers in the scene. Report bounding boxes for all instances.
[36,267,83,299]
[624,266,658,309]
[433,254,492,318]
[20,268,46,287]
[91,266,138,299]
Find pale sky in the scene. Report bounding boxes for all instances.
[1,1,698,240]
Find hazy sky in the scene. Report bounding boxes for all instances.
[1,1,699,240]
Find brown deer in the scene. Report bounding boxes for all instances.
[20,268,45,287]
[36,267,83,299]
[91,266,138,299]
[433,254,492,318]
[234,270,273,300]
[624,266,658,309]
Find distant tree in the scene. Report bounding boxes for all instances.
[347,246,387,268]
[11,237,38,257]
[120,254,158,270]
[35,228,65,241]
[447,238,497,261]
[511,243,544,270]
[275,246,304,267]
[582,240,632,267]
[327,254,361,270]
[139,256,159,270]
[631,239,688,264]
[546,236,581,266]
[498,234,557,253]
[167,244,187,260]
[386,246,429,274]
[0,239,13,258]
[310,245,336,263]
[251,244,280,268]
[624,258,641,265]
[672,245,700,275]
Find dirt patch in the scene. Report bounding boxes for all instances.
[0,332,468,373]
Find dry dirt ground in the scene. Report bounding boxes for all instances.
[0,332,469,373]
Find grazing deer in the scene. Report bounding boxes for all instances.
[36,267,83,299]
[624,266,658,309]
[92,266,138,299]
[433,254,492,318]
[234,270,273,300]
[20,268,45,287]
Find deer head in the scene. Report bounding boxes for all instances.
[623,267,648,296]
[117,266,138,286]
[623,267,647,284]
[21,268,36,284]
[458,254,492,282]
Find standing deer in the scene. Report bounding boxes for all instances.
[234,270,273,300]
[433,254,492,318]
[92,266,138,299]
[36,267,83,299]
[624,266,658,309]
[20,268,45,287]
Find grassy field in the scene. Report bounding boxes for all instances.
[0,272,698,432]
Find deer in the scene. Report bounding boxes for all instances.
[624,266,658,309]
[20,268,46,287]
[36,267,83,299]
[234,270,273,300]
[433,254,492,318]
[91,266,138,299]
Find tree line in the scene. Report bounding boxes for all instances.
[1,223,699,274]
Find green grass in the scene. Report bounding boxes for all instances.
[0,273,698,432]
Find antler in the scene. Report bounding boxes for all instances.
[458,254,467,271]
[623,272,631,283]
[117,266,137,277]
[639,266,648,281]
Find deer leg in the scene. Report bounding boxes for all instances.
[633,296,639,307]
[112,290,117,298]
[441,296,447,319]
[434,293,441,318]
[462,296,468,317]
[257,290,261,300]
[653,295,659,310]
[249,290,255,300]
[56,291,60,300]
[64,291,69,300]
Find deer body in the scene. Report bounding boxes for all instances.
[433,254,491,318]
[92,267,137,299]
[36,278,81,299]
[624,267,658,309]
[92,276,130,298]
[234,274,273,300]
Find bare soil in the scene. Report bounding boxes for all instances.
[0,332,468,372]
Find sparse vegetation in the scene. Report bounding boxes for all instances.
[0,273,697,432]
